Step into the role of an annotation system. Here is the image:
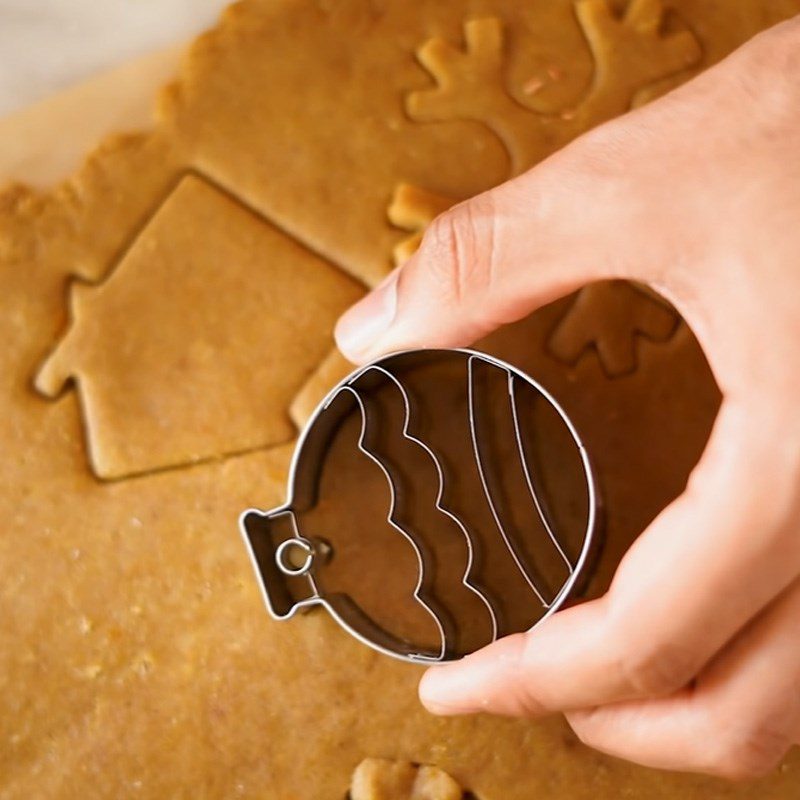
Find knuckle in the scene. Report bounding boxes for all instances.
[617,641,697,697]
[566,711,602,750]
[417,194,497,308]
[510,684,548,718]
[707,722,791,781]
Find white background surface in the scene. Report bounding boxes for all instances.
[0,0,230,115]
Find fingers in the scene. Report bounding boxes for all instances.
[565,579,800,779]
[419,401,800,716]
[335,18,800,370]
[335,132,654,364]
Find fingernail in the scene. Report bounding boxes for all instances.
[335,269,399,361]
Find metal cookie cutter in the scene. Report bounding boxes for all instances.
[240,348,600,664]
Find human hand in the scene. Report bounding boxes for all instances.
[335,18,800,780]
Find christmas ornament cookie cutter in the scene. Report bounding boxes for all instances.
[240,348,600,664]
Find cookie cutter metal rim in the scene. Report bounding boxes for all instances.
[239,346,599,665]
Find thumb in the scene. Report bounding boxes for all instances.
[335,135,651,364]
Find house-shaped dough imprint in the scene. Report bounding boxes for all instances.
[35,174,363,480]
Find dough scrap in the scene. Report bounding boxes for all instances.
[388,183,457,267]
[350,758,465,800]
[289,346,356,429]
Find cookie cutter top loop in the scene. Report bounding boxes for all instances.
[274,536,315,577]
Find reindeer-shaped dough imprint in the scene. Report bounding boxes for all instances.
[390,0,697,377]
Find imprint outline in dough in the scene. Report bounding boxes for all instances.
[33,171,364,481]
[384,0,697,379]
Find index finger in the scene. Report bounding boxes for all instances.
[419,400,800,716]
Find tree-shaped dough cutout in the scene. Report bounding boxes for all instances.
[350,758,466,800]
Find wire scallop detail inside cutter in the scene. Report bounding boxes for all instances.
[239,348,600,664]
